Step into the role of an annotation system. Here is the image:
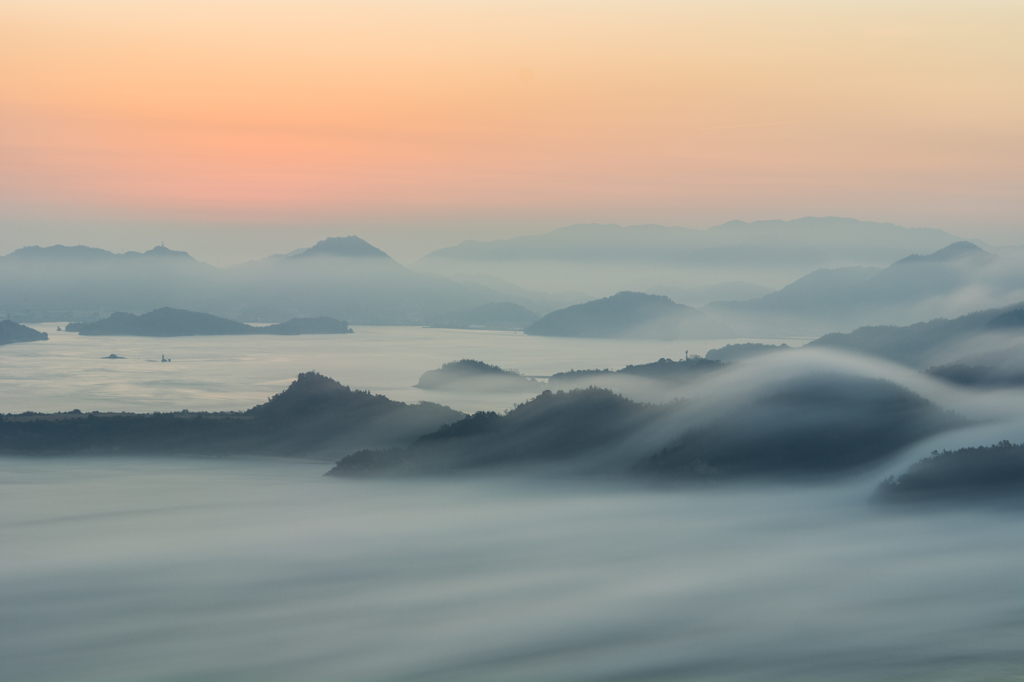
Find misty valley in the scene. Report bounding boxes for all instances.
[3,221,1024,682]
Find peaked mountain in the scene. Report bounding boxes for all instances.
[526,292,735,340]
[290,236,391,259]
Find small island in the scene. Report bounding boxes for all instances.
[65,308,353,337]
[416,359,541,392]
[102,354,126,360]
[0,320,48,346]
[525,292,734,340]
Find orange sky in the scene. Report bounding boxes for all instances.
[1,1,1022,261]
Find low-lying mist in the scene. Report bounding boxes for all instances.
[1,457,1020,682]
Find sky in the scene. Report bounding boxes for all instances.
[1,1,1022,264]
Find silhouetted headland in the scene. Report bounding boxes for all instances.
[0,372,460,460]
[0,320,48,346]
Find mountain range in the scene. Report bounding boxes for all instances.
[0,237,506,326]
[4,221,1013,336]
[415,217,963,296]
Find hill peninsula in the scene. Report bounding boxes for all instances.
[0,372,461,460]
[0,320,48,346]
[65,308,352,337]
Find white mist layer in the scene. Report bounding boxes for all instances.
[1,457,1021,682]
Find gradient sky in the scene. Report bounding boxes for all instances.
[1,1,1022,264]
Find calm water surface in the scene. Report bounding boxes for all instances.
[0,325,803,413]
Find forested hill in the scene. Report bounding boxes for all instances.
[0,372,461,460]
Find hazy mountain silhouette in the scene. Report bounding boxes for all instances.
[290,236,391,259]
[415,217,961,297]
[0,244,221,322]
[808,302,1024,368]
[225,235,509,324]
[526,292,735,340]
[0,320,48,345]
[420,218,957,266]
[0,372,462,460]
[705,241,1003,335]
[65,308,352,336]
[0,237,510,325]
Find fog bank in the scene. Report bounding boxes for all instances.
[2,458,1021,682]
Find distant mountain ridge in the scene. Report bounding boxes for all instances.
[705,241,1006,336]
[6,244,195,262]
[414,217,965,301]
[421,218,959,264]
[0,237,510,326]
[807,302,1024,368]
